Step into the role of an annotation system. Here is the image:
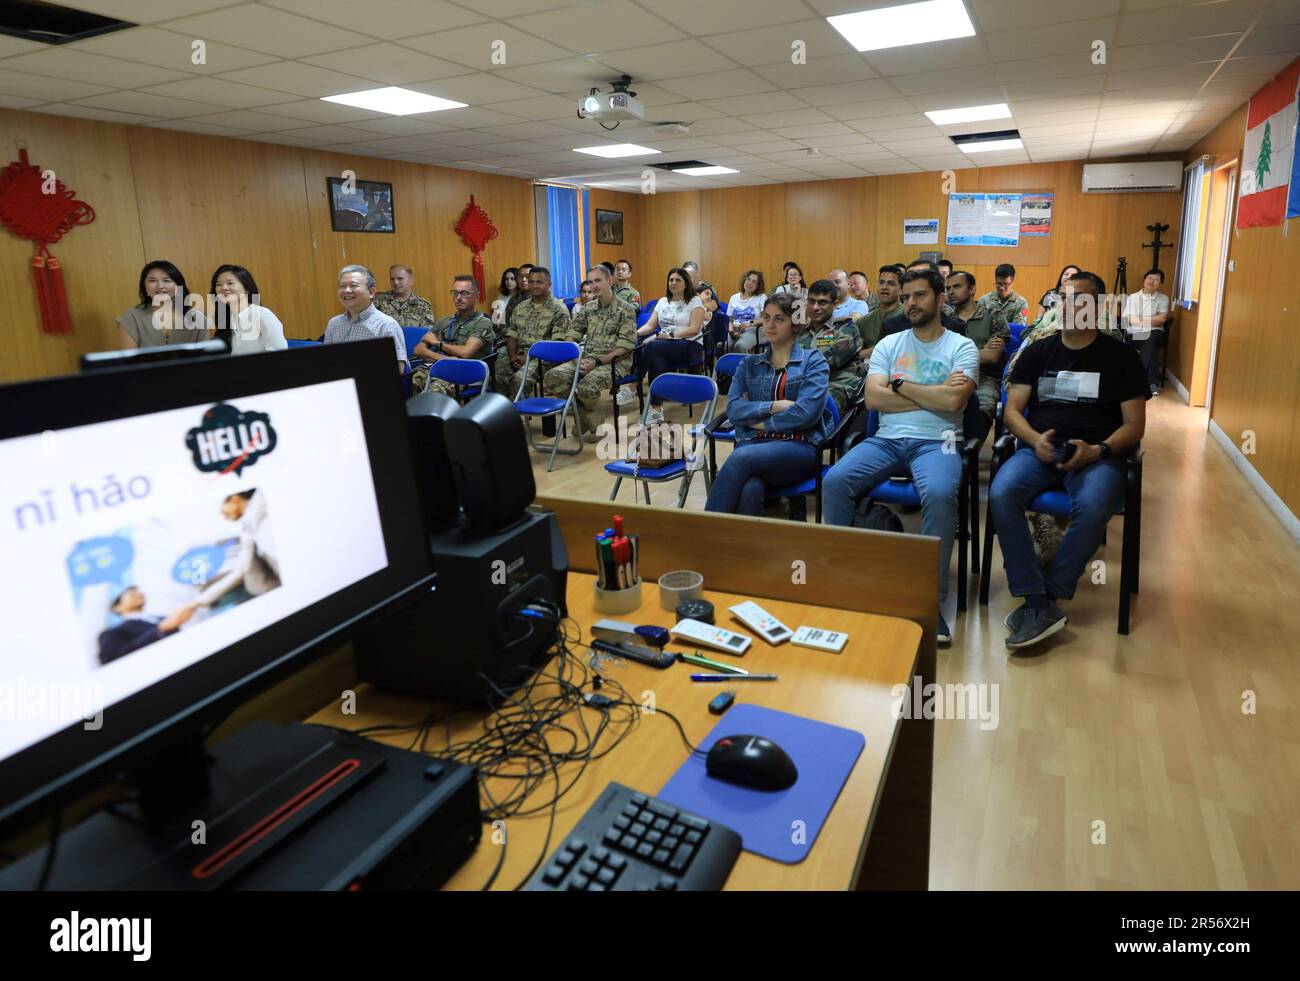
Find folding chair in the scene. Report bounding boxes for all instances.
[605,373,717,508]
[764,395,844,523]
[425,358,488,402]
[512,339,584,472]
[704,353,747,483]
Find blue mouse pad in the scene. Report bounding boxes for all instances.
[656,704,865,864]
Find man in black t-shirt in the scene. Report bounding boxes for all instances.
[989,271,1147,652]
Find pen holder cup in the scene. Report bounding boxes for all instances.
[593,578,642,615]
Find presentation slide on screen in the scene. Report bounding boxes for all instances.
[0,378,389,762]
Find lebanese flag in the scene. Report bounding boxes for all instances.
[1238,60,1300,228]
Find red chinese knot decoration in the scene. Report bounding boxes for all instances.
[453,195,499,302]
[0,148,96,334]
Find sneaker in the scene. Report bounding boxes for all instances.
[645,407,664,424]
[1005,605,1068,652]
[1004,602,1031,633]
[937,611,952,645]
[1149,385,1159,397]
[616,386,637,406]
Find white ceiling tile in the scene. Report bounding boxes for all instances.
[985,18,1118,62]
[146,118,255,136]
[866,37,994,77]
[300,44,472,85]
[166,4,369,58]
[889,67,1003,96]
[778,78,901,108]
[592,39,740,81]
[48,0,234,20]
[0,93,43,109]
[71,89,222,118]
[1119,0,1268,44]
[700,19,853,67]
[513,1,686,50]
[276,124,385,144]
[773,122,853,139]
[970,0,1122,29]
[1211,54,1297,78]
[1,48,190,88]
[1001,74,1105,99]
[1101,84,1205,105]
[491,56,618,93]
[1233,22,1300,56]
[402,24,573,70]
[474,96,576,121]
[1106,63,1218,90]
[822,97,918,121]
[742,108,833,128]
[1108,36,1240,72]
[418,106,527,128]
[704,90,810,115]
[30,102,160,124]
[254,99,386,124]
[992,55,1098,84]
[0,35,41,58]
[753,53,879,90]
[881,137,958,151]
[187,109,312,131]
[418,72,541,104]
[70,27,279,75]
[261,0,487,37]
[1098,99,1192,119]
[136,76,299,109]
[656,69,778,101]
[333,116,453,137]
[0,68,110,102]
[216,62,382,98]
[238,131,330,147]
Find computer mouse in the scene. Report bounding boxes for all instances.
[705,734,798,791]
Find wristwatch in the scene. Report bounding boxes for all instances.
[891,376,905,394]
[1097,441,1112,459]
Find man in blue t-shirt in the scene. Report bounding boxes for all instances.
[824,268,978,645]
[990,270,1147,652]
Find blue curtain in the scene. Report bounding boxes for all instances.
[546,186,581,300]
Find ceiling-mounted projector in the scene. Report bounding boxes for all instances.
[578,77,644,122]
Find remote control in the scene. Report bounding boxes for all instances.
[791,626,848,653]
[728,601,793,645]
[591,639,677,669]
[708,691,736,715]
[670,619,752,656]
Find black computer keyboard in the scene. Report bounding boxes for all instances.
[524,781,742,891]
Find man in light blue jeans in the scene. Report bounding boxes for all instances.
[823,268,978,645]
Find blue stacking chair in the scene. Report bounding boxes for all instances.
[765,395,843,523]
[979,433,1143,634]
[400,326,430,398]
[704,353,747,483]
[425,358,488,402]
[512,339,585,472]
[605,373,717,508]
[844,396,984,610]
[286,338,321,349]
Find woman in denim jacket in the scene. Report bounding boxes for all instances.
[705,293,833,516]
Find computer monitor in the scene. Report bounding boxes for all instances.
[80,339,229,371]
[0,339,433,834]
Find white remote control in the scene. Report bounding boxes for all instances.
[792,625,848,653]
[670,618,752,655]
[728,601,793,645]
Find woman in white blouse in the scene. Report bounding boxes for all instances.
[491,267,520,334]
[211,265,288,355]
[772,262,807,302]
[636,267,706,418]
[727,268,767,353]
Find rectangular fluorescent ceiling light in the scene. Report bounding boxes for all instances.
[321,87,466,115]
[926,103,1011,125]
[959,138,1023,153]
[574,144,661,158]
[828,0,976,52]
[673,166,738,176]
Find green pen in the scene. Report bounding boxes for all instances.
[677,651,748,675]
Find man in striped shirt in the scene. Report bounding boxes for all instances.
[324,264,407,373]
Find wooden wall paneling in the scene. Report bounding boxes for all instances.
[128,128,320,341]
[638,189,700,294]
[587,188,642,279]
[0,110,147,382]
[698,183,788,296]
[781,178,875,285]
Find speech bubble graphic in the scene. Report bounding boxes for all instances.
[66,536,134,588]
[172,544,228,586]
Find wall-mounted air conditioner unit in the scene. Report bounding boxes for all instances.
[1082,161,1184,193]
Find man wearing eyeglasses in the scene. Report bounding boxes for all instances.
[496,265,570,396]
[411,276,496,395]
[374,264,435,328]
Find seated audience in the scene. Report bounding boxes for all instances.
[705,293,833,516]
[211,264,287,356]
[848,269,877,313]
[324,264,406,371]
[990,270,1147,651]
[681,260,701,286]
[373,264,435,328]
[830,268,869,321]
[411,275,495,395]
[614,258,640,307]
[823,269,978,645]
[1122,268,1171,396]
[504,262,534,328]
[879,261,967,339]
[979,263,1031,325]
[946,270,1009,438]
[118,260,210,349]
[575,279,595,307]
[544,264,636,440]
[1038,264,1081,318]
[937,259,953,281]
[727,269,768,353]
[496,265,569,395]
[696,282,729,354]
[772,262,808,302]
[491,266,521,334]
[800,279,864,414]
[637,267,706,419]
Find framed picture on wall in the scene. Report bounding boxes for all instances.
[326,177,395,233]
[595,209,623,245]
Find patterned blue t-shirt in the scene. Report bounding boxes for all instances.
[868,328,978,440]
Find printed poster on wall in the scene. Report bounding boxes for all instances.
[1019,193,1054,235]
[903,218,939,244]
[945,192,1025,247]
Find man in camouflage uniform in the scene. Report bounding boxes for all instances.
[544,264,636,440]
[946,270,1010,437]
[496,265,569,396]
[614,259,640,307]
[373,264,435,327]
[977,262,1031,326]
[799,279,863,415]
[411,275,495,396]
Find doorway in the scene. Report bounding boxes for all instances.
[1203,163,1237,414]
[1188,160,1237,407]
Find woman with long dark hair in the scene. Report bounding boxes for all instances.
[1037,264,1080,317]
[636,267,707,420]
[772,262,807,302]
[211,264,287,355]
[492,266,520,333]
[705,293,833,516]
[117,260,210,349]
